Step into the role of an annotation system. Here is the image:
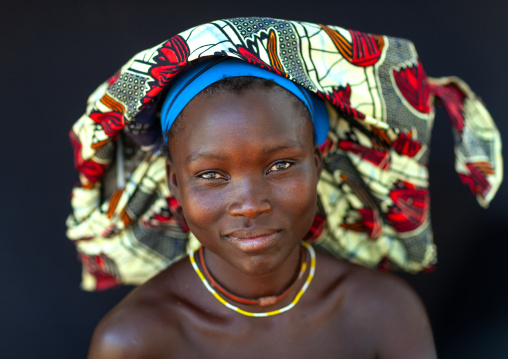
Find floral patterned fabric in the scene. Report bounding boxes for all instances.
[67,17,503,291]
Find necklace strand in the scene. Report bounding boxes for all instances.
[189,242,316,317]
[199,245,306,306]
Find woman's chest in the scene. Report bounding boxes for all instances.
[168,306,377,359]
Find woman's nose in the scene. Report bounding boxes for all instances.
[227,177,272,218]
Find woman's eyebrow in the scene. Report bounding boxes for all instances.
[186,151,228,163]
[260,140,305,155]
[186,140,305,163]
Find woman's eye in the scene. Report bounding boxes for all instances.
[268,161,292,173]
[199,171,224,180]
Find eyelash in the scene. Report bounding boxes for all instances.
[198,171,225,180]
[196,161,294,181]
[267,161,293,173]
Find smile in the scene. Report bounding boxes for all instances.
[224,229,282,252]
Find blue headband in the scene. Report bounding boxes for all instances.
[160,58,329,145]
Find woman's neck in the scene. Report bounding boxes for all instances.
[202,245,302,301]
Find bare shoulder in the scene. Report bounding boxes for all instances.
[315,251,437,358]
[341,259,425,313]
[87,257,192,359]
[316,250,421,304]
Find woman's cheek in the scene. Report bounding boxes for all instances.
[275,172,317,209]
[182,186,225,227]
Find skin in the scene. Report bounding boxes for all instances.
[88,86,437,358]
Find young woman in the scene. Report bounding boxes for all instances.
[88,59,436,358]
[67,17,502,358]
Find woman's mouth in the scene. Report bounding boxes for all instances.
[224,229,282,252]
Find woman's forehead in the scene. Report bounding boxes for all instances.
[169,87,314,158]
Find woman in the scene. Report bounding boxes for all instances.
[67,17,502,357]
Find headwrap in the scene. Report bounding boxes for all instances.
[67,17,502,291]
[160,58,329,145]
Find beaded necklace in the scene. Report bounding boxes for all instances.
[189,242,316,317]
[199,245,306,306]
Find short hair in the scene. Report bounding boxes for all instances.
[162,76,313,161]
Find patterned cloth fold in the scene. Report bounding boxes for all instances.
[66,17,502,291]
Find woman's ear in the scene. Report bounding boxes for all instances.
[166,159,181,203]
[314,144,324,179]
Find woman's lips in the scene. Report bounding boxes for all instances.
[225,230,282,252]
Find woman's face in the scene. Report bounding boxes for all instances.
[167,86,322,277]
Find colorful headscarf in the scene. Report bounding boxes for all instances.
[67,17,502,291]
[160,57,330,145]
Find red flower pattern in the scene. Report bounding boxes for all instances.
[320,25,384,67]
[357,208,382,239]
[145,35,190,101]
[429,82,466,136]
[90,111,124,137]
[79,253,120,291]
[459,162,494,197]
[348,30,384,67]
[392,130,422,157]
[339,140,389,169]
[387,181,429,232]
[318,85,366,120]
[393,61,432,114]
[237,46,286,77]
[69,131,107,184]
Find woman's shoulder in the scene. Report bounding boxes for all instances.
[87,257,193,358]
[316,249,421,305]
[314,250,436,358]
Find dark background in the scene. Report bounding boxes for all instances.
[1,0,507,357]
